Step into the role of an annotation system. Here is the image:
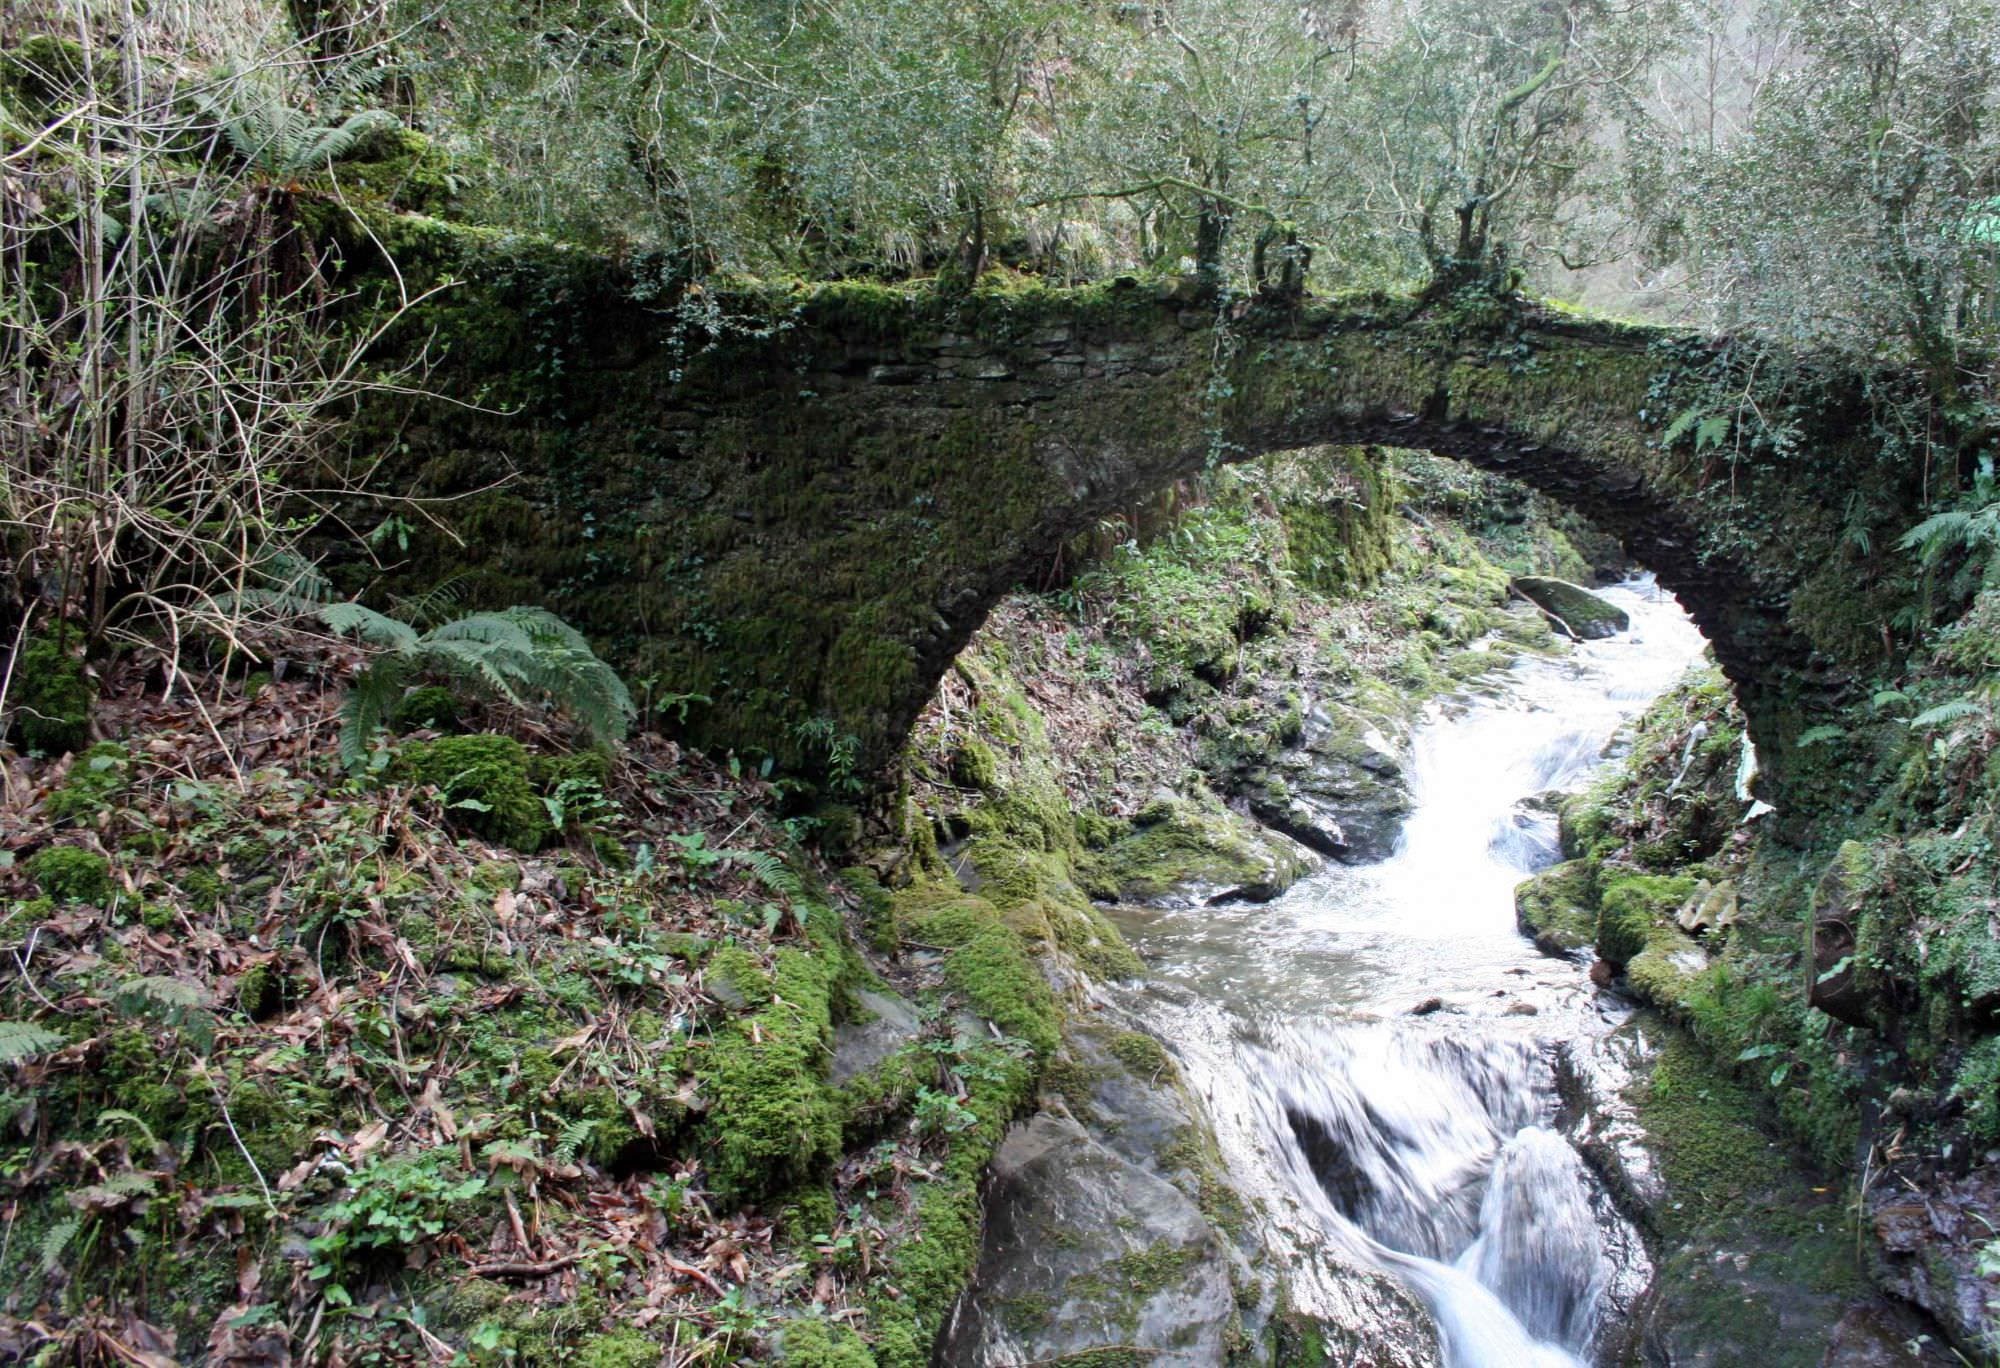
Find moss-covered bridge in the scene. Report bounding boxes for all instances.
[364,231,1920,803]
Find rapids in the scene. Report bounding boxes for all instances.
[1108,578,1709,1365]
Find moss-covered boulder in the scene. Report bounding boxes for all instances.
[1241,709,1411,863]
[938,1110,1237,1365]
[399,733,550,851]
[1806,840,1877,1028]
[1514,860,1597,956]
[1596,871,1699,968]
[27,844,111,903]
[1083,793,1311,905]
[1510,576,1629,640]
[8,635,93,755]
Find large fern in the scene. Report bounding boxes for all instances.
[1898,504,2000,568]
[321,603,635,768]
[198,91,401,177]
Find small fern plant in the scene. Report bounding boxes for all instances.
[0,1020,64,1063]
[320,603,635,769]
[197,92,401,178]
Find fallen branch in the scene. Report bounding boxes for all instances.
[465,1255,580,1279]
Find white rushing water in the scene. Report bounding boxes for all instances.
[1110,578,1711,1366]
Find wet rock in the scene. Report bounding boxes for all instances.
[1820,1302,1958,1366]
[1244,706,1411,863]
[1868,1163,2000,1355]
[940,1110,1237,1368]
[1514,859,1597,956]
[829,987,921,1085]
[1085,793,1313,905]
[1809,841,1875,1027]
[1410,996,1445,1015]
[1509,576,1630,640]
[1563,1016,1954,1366]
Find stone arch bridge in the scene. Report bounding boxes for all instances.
[364,233,1921,808]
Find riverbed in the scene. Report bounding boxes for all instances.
[1107,578,1709,1366]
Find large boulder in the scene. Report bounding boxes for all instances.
[1243,705,1411,863]
[1510,577,1630,640]
[1083,792,1314,905]
[1514,860,1597,956]
[939,1112,1238,1367]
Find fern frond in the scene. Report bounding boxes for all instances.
[39,1216,79,1273]
[1898,506,2000,567]
[0,1020,64,1063]
[98,1171,158,1197]
[1912,697,1986,729]
[117,977,211,1012]
[95,1108,162,1151]
[288,108,399,171]
[553,1118,596,1166]
[320,601,420,650]
[340,660,408,770]
[730,848,803,897]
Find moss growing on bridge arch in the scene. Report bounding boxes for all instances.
[341,213,1919,825]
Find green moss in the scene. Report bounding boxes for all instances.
[1109,1031,1173,1079]
[951,738,1000,791]
[9,635,93,755]
[706,943,774,1007]
[400,733,549,851]
[1596,872,1697,968]
[1274,447,1396,592]
[780,1319,876,1368]
[468,859,521,893]
[692,939,845,1205]
[43,742,129,824]
[393,685,461,732]
[1513,859,1596,954]
[180,866,225,912]
[27,845,110,904]
[574,1330,664,1368]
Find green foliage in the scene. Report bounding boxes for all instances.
[7,635,93,756]
[322,603,634,770]
[196,91,402,178]
[0,1020,65,1063]
[43,743,130,824]
[26,845,111,904]
[308,1149,488,1275]
[392,685,462,733]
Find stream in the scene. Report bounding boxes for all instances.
[1107,579,1710,1366]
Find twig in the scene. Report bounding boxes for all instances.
[665,1254,727,1296]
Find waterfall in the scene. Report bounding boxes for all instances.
[1112,578,1707,1364]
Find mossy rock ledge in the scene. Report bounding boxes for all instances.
[1509,576,1630,640]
